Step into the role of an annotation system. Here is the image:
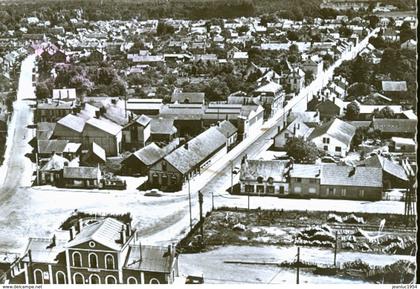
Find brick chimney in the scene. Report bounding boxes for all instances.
[120,225,127,244]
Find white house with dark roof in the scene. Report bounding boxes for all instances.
[308,118,356,157]
[122,114,151,151]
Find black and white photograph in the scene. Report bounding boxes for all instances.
[0,0,417,286]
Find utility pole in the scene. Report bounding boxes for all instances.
[334,231,338,267]
[296,247,300,284]
[211,191,214,210]
[188,176,192,230]
[35,152,39,186]
[198,191,204,244]
[230,160,234,194]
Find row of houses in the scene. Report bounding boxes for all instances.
[239,153,409,200]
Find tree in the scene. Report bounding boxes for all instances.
[284,137,320,164]
[109,78,127,97]
[351,126,368,148]
[350,56,369,84]
[304,71,314,85]
[399,21,415,44]
[287,31,299,42]
[373,106,395,119]
[35,82,50,99]
[345,101,360,120]
[347,82,370,97]
[367,15,380,29]
[339,25,352,38]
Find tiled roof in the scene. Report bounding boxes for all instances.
[308,118,355,147]
[22,238,66,263]
[290,164,322,179]
[321,164,382,187]
[86,117,122,136]
[129,143,166,166]
[240,159,288,182]
[124,245,175,273]
[215,120,238,138]
[164,126,226,174]
[361,154,408,181]
[372,119,417,134]
[150,118,177,135]
[63,166,100,180]
[57,114,86,133]
[65,218,125,251]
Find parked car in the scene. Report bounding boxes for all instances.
[144,189,161,197]
[232,166,240,174]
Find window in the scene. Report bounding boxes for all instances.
[285,133,289,138]
[73,273,84,284]
[335,146,342,152]
[245,185,254,193]
[89,253,98,269]
[72,251,82,267]
[149,278,160,284]
[170,175,177,185]
[323,145,328,151]
[266,186,275,194]
[127,277,138,284]
[359,189,365,197]
[309,187,316,194]
[322,137,330,144]
[309,179,317,184]
[341,188,346,196]
[56,271,66,284]
[161,174,168,186]
[89,274,100,284]
[162,161,167,171]
[256,185,264,194]
[105,254,115,270]
[257,176,264,183]
[34,269,44,284]
[327,187,335,195]
[267,177,274,184]
[105,275,117,284]
[294,186,302,193]
[296,178,302,183]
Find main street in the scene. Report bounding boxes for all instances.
[0,29,387,252]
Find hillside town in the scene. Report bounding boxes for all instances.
[0,0,417,285]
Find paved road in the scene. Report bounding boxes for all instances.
[0,55,36,203]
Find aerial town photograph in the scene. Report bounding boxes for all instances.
[0,0,417,286]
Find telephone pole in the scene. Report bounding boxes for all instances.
[334,231,338,267]
[198,191,204,244]
[188,176,192,230]
[296,247,300,284]
[211,191,214,210]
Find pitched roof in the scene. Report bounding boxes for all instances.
[65,218,125,251]
[125,245,175,273]
[136,114,152,127]
[164,127,226,174]
[150,118,177,135]
[382,81,407,92]
[215,120,238,138]
[41,154,70,171]
[240,159,288,182]
[63,166,100,180]
[37,139,69,154]
[57,114,86,133]
[289,164,322,179]
[86,117,122,136]
[321,164,382,187]
[308,118,356,146]
[22,238,66,263]
[361,154,408,181]
[372,119,417,134]
[128,143,166,166]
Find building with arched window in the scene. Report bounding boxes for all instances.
[4,217,179,285]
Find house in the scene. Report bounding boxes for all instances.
[148,126,227,191]
[4,217,178,284]
[122,114,151,151]
[62,166,101,189]
[371,119,417,138]
[35,101,76,123]
[320,164,383,201]
[150,118,178,143]
[308,96,345,121]
[359,154,408,189]
[53,114,86,143]
[215,120,238,149]
[126,99,163,116]
[381,81,407,100]
[274,118,314,149]
[308,118,356,157]
[39,154,71,186]
[36,139,81,159]
[389,137,416,153]
[302,56,324,77]
[400,39,417,50]
[82,117,122,156]
[239,158,289,196]
[288,163,322,196]
[81,142,106,165]
[170,92,205,105]
[253,81,285,119]
[287,66,305,93]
